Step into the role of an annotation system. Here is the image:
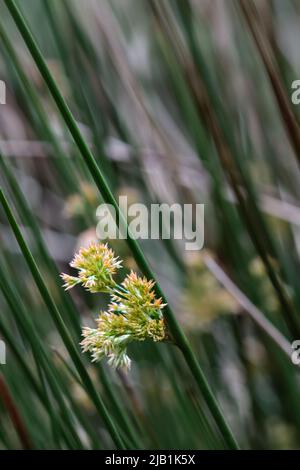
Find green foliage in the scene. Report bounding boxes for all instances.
[0,0,300,450]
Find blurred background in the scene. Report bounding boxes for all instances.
[1,0,300,449]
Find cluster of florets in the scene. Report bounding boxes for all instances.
[61,243,122,293]
[62,243,166,371]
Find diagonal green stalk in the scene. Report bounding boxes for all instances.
[0,188,125,449]
[0,257,84,449]
[2,0,238,449]
[152,0,300,338]
[0,22,77,192]
[0,248,106,448]
[0,152,142,449]
[49,356,103,449]
[0,151,81,338]
[0,316,45,406]
[0,292,87,448]
[0,154,142,448]
[0,17,142,444]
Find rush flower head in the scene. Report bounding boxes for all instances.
[109,271,166,321]
[61,242,122,293]
[81,298,166,371]
[62,243,167,371]
[80,272,166,371]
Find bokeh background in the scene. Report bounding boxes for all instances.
[1,0,300,449]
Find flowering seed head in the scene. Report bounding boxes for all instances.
[61,243,122,293]
[110,271,166,320]
[62,243,167,371]
[80,271,166,371]
[81,302,166,371]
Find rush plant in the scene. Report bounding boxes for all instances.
[0,0,300,452]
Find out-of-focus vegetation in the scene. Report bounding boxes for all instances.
[0,0,300,449]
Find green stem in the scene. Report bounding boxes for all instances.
[0,154,140,448]
[0,189,125,450]
[3,0,239,449]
